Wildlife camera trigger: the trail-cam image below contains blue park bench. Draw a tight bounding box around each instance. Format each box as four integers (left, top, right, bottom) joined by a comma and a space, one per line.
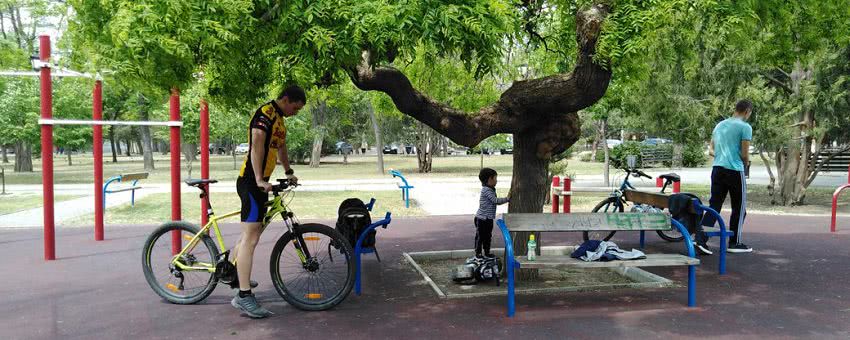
496, 212, 699, 317
102, 172, 149, 209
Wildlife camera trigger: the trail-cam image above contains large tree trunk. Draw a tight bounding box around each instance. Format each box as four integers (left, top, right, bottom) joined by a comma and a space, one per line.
14, 141, 33, 172
368, 102, 385, 174
348, 5, 610, 280
138, 95, 156, 171
776, 61, 815, 206
415, 122, 435, 173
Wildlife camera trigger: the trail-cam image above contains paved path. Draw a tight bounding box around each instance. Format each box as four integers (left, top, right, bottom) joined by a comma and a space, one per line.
1, 214, 849, 339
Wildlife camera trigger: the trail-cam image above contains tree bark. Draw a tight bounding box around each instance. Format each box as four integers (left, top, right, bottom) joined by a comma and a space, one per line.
415, 122, 435, 173
138, 95, 156, 171
14, 141, 33, 172
602, 118, 610, 186
367, 102, 385, 174
124, 138, 131, 157
109, 126, 118, 163
309, 100, 327, 168
2, 145, 7, 163
759, 149, 777, 204
67, 150, 72, 166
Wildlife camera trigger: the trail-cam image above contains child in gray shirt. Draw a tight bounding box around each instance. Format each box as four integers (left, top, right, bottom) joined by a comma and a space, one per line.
474, 168, 510, 259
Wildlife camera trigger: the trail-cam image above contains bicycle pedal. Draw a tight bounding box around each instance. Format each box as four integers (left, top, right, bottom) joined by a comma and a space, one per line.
165, 283, 181, 292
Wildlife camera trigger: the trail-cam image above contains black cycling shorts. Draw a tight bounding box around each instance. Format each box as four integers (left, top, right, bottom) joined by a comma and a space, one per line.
237, 178, 269, 223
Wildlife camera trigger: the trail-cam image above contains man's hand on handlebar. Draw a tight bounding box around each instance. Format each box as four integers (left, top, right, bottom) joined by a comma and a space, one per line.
256, 180, 273, 193
287, 174, 299, 185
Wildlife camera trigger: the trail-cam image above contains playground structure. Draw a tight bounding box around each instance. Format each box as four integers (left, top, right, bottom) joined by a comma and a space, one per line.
830, 162, 850, 232
27, 35, 210, 260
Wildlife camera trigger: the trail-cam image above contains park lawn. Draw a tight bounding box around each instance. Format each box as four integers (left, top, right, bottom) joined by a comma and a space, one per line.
3, 153, 604, 185
61, 189, 425, 227
0, 194, 82, 215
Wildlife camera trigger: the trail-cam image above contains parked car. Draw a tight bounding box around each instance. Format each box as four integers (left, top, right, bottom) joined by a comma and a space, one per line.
383, 144, 399, 154
642, 138, 672, 146
606, 139, 623, 149
335, 141, 353, 155
234, 143, 250, 154
500, 148, 513, 155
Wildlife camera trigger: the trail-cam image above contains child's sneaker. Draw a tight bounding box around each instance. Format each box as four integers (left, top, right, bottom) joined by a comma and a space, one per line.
484, 253, 497, 259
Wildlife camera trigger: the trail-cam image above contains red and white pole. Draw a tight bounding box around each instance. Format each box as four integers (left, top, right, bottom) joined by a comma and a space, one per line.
551, 176, 560, 213
93, 79, 104, 241
39, 35, 55, 261
562, 177, 571, 213
170, 88, 182, 255
200, 99, 210, 226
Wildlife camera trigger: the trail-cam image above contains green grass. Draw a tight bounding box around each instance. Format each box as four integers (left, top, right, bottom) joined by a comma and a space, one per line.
0, 194, 81, 215
3, 153, 604, 185
62, 189, 425, 226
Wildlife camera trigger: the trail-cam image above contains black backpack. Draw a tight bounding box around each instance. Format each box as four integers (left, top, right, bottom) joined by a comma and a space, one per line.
335, 198, 375, 248
668, 193, 703, 235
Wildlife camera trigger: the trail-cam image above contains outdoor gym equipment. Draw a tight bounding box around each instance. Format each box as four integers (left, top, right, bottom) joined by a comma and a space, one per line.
102, 172, 149, 208
830, 162, 850, 232
19, 36, 212, 260
389, 169, 413, 208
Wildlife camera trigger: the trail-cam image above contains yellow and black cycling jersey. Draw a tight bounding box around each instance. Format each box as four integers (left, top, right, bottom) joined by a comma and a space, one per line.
238, 101, 287, 181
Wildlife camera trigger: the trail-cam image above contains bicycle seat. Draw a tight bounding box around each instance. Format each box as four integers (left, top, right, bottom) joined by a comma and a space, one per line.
184, 179, 218, 188
659, 173, 680, 183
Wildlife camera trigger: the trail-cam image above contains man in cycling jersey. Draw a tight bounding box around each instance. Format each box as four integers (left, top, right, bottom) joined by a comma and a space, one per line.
232, 85, 306, 318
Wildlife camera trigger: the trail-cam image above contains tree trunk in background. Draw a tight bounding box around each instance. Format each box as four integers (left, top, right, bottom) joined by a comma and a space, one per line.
368, 102, 385, 174
67, 150, 72, 166
124, 139, 131, 157
760, 150, 777, 204
602, 118, 610, 187
183, 143, 197, 163
309, 100, 326, 168
160, 141, 168, 155
590, 121, 601, 160
14, 142, 32, 172
2, 145, 8, 163
109, 126, 118, 163
138, 95, 156, 171
415, 122, 435, 173
776, 61, 815, 206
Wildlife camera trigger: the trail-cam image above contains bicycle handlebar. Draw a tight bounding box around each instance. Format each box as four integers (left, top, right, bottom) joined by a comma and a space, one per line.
622, 168, 653, 180
271, 178, 299, 193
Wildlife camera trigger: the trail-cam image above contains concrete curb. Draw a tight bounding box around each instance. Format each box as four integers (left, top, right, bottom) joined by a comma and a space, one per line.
405, 246, 675, 299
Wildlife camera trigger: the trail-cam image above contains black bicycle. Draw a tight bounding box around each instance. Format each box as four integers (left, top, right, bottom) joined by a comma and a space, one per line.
582, 168, 684, 242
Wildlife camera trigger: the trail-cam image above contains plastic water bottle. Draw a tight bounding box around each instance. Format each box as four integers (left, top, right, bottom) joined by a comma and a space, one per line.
527, 234, 537, 261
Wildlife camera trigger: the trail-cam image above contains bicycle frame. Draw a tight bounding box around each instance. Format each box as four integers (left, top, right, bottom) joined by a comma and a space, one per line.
169, 189, 297, 273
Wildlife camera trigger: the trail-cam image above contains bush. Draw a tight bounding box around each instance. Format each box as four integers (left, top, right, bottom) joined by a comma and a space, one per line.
596, 141, 643, 168
682, 143, 707, 167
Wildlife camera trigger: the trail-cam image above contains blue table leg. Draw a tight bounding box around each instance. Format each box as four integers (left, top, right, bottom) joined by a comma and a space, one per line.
688, 265, 696, 307
639, 231, 646, 249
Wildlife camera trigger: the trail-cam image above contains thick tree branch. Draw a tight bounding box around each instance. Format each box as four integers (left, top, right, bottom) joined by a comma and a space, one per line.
763, 72, 793, 94
348, 4, 612, 153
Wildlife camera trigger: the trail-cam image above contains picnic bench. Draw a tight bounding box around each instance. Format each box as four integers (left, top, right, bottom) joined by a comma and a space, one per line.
102, 172, 149, 208
389, 169, 413, 208
496, 212, 698, 317
640, 147, 672, 168
623, 189, 733, 274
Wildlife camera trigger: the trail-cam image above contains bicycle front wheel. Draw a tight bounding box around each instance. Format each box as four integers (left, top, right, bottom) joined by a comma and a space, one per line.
142, 221, 219, 304
269, 223, 355, 311
582, 197, 624, 242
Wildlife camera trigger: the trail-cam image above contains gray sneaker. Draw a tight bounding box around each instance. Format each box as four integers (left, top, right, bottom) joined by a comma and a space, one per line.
231, 294, 274, 319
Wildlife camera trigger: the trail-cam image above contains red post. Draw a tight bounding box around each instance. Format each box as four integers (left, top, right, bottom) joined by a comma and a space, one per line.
93, 80, 104, 241
170, 88, 182, 254
563, 177, 571, 213
200, 100, 210, 226
39, 35, 55, 261
673, 181, 681, 193
551, 176, 560, 213
832, 185, 850, 232
656, 177, 663, 188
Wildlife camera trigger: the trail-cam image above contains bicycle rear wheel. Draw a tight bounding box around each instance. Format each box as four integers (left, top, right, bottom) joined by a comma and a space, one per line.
582, 197, 624, 241
142, 221, 219, 304
269, 223, 355, 311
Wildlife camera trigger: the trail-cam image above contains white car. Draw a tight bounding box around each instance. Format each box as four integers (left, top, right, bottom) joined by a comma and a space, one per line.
606, 139, 623, 149
234, 143, 249, 154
